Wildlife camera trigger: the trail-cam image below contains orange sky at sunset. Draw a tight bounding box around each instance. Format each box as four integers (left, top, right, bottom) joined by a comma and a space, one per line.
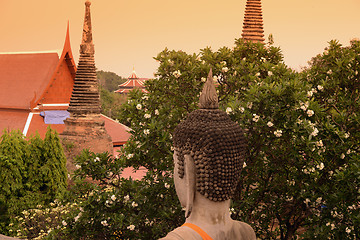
1, 0, 360, 78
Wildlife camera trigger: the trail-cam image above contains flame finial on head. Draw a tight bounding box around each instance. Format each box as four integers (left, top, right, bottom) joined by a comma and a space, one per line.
198, 69, 219, 109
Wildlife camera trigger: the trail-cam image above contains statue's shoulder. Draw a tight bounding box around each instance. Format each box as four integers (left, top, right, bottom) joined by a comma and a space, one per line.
231, 220, 257, 240
159, 226, 202, 240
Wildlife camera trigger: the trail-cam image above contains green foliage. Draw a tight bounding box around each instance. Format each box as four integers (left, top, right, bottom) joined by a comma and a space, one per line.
100, 87, 127, 119
97, 70, 128, 119
97, 70, 127, 92
0, 128, 67, 236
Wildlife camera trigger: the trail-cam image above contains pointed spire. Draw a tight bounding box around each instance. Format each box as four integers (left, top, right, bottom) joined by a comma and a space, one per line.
241, 0, 265, 43
198, 69, 219, 109
67, 0, 100, 115
80, 0, 94, 54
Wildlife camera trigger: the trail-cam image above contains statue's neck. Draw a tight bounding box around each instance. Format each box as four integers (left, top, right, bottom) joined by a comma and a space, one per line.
186, 192, 232, 225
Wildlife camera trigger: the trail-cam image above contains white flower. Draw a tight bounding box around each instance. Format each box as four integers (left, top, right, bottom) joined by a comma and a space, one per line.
268, 71, 273, 76
274, 130, 282, 137
239, 107, 245, 113
165, 183, 170, 189
267, 121, 274, 127
101, 220, 108, 226
160, 194, 164, 198
74, 213, 82, 222
136, 104, 142, 110
255, 72, 260, 77
307, 91, 313, 97
144, 129, 150, 135
316, 140, 323, 147
201, 77, 206, 82
154, 109, 159, 115
131, 202, 138, 207
222, 67, 229, 73
62, 220, 67, 226
144, 113, 151, 119
311, 128, 319, 137
127, 153, 134, 159
111, 195, 116, 201
213, 76, 218, 82
94, 157, 100, 162
252, 114, 260, 122
346, 227, 351, 234
75, 164, 81, 169
127, 225, 135, 231
221, 61, 227, 65
340, 153, 345, 159
142, 95, 149, 100
127, 100, 133, 104
307, 110, 314, 117
173, 70, 181, 78
317, 162, 324, 170
344, 132, 350, 139
226, 107, 232, 114
124, 195, 130, 202
317, 85, 324, 91
243, 162, 247, 168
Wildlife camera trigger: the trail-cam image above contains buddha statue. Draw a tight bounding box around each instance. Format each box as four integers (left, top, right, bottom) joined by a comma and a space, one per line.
160, 69, 256, 240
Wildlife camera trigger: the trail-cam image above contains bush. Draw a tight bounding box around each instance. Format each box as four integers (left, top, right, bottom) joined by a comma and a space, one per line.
1, 128, 67, 237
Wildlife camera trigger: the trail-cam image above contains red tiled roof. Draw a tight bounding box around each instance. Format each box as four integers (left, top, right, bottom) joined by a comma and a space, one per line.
26, 113, 65, 138
0, 109, 29, 136
0, 53, 59, 110
101, 114, 131, 146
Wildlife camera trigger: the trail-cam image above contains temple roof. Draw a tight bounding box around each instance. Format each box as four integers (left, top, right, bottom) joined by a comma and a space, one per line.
0, 52, 59, 110
0, 23, 76, 110
241, 0, 265, 43
114, 69, 149, 94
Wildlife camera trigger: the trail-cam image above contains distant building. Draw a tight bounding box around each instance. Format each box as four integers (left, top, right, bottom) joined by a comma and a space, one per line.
0, 24, 130, 152
114, 69, 149, 94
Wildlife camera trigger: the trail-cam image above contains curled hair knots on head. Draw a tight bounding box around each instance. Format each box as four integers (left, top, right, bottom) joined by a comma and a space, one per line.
173, 109, 247, 202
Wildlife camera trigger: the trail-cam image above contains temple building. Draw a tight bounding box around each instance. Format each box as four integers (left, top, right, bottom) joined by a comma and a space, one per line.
0, 23, 130, 154
114, 68, 149, 94
241, 0, 265, 43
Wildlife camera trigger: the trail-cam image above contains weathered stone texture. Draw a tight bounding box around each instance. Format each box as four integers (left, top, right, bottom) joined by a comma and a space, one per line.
242, 0, 265, 43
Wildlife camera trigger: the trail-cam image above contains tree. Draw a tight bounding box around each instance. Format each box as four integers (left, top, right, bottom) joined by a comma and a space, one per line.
0, 128, 67, 237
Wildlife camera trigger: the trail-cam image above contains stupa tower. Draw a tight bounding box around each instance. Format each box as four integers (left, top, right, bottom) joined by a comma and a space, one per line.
61, 0, 113, 157
241, 0, 265, 43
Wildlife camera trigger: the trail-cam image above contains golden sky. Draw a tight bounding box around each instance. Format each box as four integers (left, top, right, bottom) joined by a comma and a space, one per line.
1, 0, 360, 78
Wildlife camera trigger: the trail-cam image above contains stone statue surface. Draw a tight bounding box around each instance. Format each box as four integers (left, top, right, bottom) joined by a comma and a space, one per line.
160, 70, 256, 240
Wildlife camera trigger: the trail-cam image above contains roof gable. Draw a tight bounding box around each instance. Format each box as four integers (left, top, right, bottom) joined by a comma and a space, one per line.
0, 52, 59, 110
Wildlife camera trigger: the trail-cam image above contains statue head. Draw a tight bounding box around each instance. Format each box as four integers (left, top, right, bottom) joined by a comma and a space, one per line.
173, 69, 247, 215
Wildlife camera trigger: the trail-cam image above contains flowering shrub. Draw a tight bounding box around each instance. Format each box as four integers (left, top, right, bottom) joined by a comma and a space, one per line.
0, 128, 67, 236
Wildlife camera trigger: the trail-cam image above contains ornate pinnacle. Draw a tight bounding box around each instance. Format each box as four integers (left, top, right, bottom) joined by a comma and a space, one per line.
198, 69, 219, 109
80, 0, 94, 54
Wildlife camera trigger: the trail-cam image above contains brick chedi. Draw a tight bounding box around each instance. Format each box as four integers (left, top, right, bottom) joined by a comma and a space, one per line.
241, 0, 265, 43
61, 0, 113, 157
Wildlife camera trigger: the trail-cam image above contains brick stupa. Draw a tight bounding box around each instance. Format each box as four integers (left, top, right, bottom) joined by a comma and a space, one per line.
61, 0, 113, 157
241, 0, 265, 43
